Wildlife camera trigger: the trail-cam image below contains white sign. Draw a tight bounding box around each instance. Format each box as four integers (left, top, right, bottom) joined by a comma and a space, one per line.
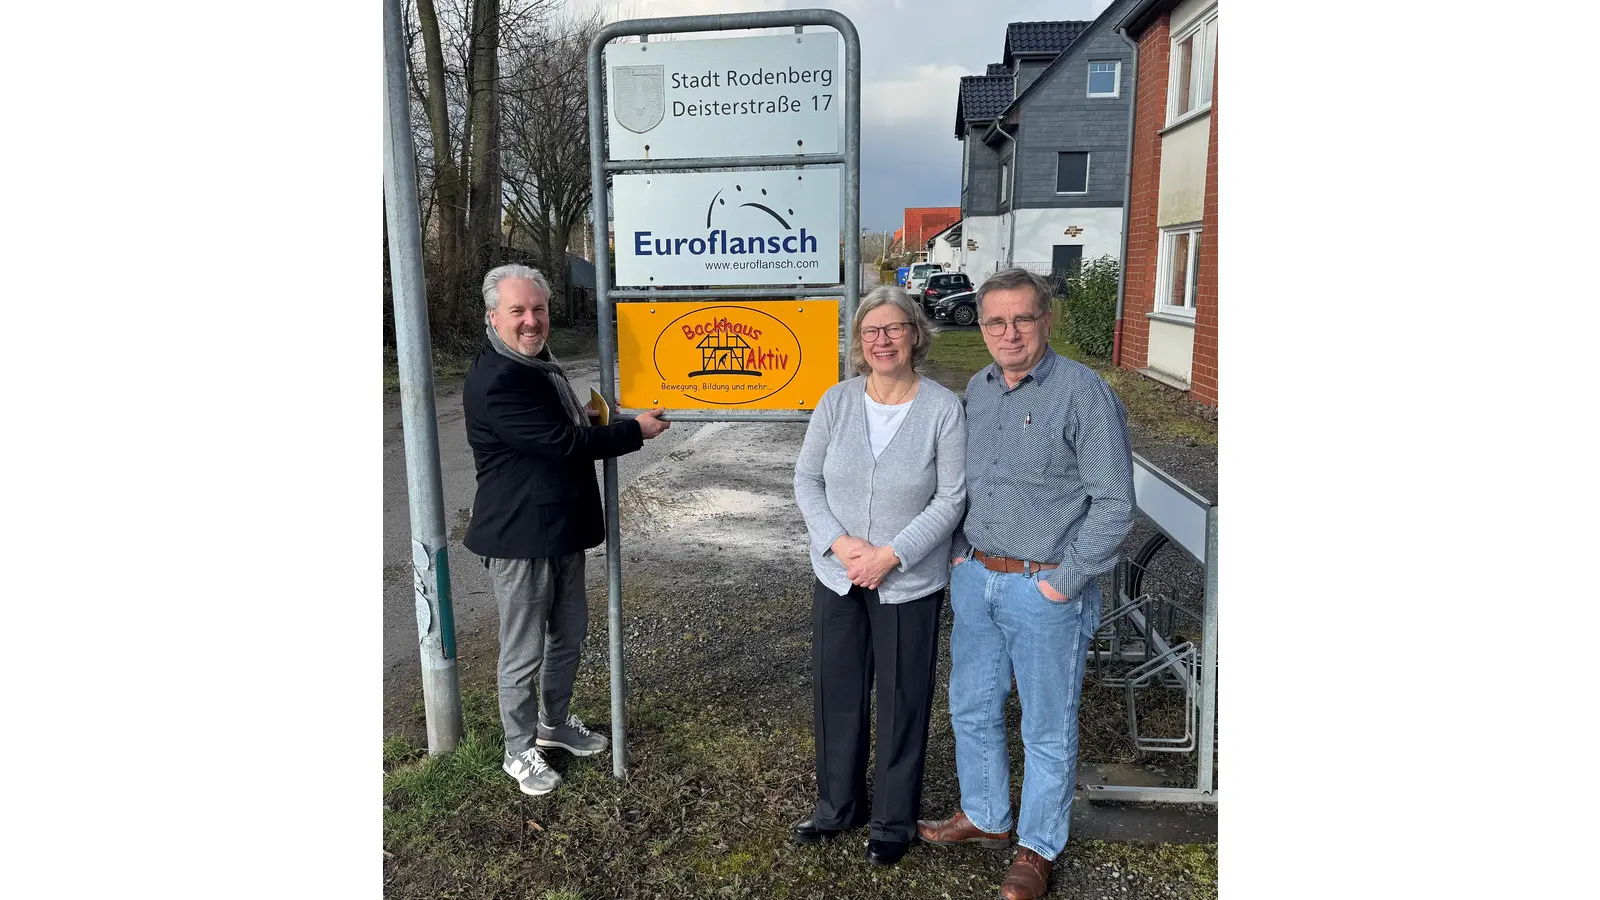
604, 33, 841, 160
1131, 458, 1211, 562
613, 169, 841, 287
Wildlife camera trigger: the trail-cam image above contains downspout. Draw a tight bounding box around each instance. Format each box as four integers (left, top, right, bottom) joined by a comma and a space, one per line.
1113, 26, 1139, 366
996, 123, 1018, 270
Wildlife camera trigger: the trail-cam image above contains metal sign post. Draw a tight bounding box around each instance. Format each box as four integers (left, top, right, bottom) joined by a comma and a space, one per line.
587, 9, 861, 776
382, 0, 463, 755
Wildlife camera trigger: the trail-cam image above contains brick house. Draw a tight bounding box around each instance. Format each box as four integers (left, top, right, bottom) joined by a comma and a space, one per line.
902, 206, 960, 261
1114, 0, 1218, 405
950, 4, 1141, 285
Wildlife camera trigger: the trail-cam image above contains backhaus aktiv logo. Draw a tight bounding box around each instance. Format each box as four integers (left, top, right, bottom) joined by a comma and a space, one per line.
655, 305, 801, 404
617, 300, 838, 410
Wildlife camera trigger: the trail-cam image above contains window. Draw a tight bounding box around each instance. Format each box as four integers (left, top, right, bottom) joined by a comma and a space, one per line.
962, 144, 970, 192
999, 161, 1010, 203
1088, 60, 1121, 97
1168, 10, 1218, 123
1156, 225, 1202, 315
1056, 152, 1089, 193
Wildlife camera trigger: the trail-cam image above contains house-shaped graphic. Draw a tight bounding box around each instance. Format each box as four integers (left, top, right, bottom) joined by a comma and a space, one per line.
692, 330, 760, 377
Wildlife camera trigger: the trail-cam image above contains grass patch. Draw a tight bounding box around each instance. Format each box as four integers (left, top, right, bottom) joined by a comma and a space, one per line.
1074, 840, 1218, 900
382, 345, 475, 394
384, 684, 1217, 900
383, 729, 508, 853
923, 331, 1216, 446
383, 734, 425, 770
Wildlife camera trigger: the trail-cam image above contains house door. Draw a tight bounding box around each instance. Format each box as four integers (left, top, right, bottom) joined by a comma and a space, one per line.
1051, 244, 1083, 295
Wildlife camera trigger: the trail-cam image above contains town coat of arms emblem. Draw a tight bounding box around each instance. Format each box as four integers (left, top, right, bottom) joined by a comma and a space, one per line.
612, 65, 665, 133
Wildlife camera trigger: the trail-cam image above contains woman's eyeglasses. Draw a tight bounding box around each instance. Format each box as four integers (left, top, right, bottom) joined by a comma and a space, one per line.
860, 322, 911, 342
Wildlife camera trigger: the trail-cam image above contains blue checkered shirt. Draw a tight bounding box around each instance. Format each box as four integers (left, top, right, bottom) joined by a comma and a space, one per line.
951, 347, 1136, 599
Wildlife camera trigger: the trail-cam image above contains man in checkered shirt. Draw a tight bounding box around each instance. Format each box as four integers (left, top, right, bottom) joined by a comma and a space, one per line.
918, 268, 1135, 900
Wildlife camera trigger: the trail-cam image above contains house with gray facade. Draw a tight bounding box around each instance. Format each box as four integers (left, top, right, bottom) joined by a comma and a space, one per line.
945, 2, 1139, 285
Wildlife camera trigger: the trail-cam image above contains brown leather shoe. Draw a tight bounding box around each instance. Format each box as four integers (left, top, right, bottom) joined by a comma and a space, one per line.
999, 847, 1053, 900
916, 810, 1011, 849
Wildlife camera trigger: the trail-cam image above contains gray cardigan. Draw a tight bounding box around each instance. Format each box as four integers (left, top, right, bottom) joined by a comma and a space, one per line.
793, 375, 967, 603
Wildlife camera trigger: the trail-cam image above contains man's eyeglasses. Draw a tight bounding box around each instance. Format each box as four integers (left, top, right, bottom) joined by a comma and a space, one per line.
860, 322, 912, 342
980, 314, 1045, 337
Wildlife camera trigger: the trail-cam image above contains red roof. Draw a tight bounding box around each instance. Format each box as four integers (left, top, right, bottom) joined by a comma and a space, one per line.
902, 207, 961, 248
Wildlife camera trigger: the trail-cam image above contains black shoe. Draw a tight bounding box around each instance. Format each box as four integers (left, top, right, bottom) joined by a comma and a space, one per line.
791, 816, 860, 845
866, 838, 911, 866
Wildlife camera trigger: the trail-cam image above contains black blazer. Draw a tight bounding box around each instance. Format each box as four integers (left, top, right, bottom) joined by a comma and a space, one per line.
462, 343, 643, 559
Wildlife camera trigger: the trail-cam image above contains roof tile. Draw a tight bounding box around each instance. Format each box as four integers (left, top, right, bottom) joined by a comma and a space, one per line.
1005, 20, 1091, 58
954, 74, 1013, 136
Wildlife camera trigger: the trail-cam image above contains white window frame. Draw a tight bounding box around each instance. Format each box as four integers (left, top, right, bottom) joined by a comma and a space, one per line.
1154, 224, 1202, 317
999, 160, 1010, 204
1087, 60, 1121, 98
1166, 9, 1218, 127
962, 142, 970, 193
1055, 151, 1090, 195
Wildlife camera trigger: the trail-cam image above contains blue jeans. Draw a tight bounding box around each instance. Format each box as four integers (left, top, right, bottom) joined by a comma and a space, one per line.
947, 558, 1101, 861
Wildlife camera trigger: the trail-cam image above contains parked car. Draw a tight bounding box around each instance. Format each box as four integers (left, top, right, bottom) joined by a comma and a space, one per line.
918, 272, 974, 316
903, 262, 942, 297
929, 289, 978, 326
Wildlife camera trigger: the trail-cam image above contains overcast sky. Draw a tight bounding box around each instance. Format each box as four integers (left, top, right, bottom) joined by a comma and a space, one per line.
573, 0, 1116, 232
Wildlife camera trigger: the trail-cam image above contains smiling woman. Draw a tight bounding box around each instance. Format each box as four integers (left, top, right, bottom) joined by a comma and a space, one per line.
847, 286, 937, 377
791, 283, 967, 866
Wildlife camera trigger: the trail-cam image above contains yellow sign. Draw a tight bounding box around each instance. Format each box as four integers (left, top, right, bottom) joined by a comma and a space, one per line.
618, 301, 840, 410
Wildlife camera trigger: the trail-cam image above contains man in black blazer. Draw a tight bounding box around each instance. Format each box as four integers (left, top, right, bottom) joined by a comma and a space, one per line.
463, 264, 669, 796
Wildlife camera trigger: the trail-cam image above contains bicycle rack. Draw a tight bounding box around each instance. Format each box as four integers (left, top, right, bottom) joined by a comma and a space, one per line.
1078, 453, 1218, 806
1125, 640, 1198, 753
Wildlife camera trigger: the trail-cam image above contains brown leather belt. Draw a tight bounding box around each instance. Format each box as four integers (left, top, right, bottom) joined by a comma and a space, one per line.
973, 550, 1059, 574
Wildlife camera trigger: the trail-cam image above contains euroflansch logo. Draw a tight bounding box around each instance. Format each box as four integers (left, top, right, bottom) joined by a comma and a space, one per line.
633, 180, 820, 273
613, 169, 840, 287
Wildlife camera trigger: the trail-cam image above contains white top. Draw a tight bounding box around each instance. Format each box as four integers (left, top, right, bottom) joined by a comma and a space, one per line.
864, 394, 913, 458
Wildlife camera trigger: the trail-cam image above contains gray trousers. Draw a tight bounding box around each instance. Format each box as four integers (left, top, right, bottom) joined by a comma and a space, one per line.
484, 553, 588, 754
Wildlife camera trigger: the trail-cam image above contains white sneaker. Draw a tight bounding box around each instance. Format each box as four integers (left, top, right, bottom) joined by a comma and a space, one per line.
536, 713, 610, 757
502, 747, 561, 796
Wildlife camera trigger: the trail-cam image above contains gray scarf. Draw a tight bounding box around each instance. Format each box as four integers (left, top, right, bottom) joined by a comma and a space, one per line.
486, 324, 587, 427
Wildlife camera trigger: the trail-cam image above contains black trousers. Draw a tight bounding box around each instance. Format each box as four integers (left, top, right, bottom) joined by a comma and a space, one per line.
810, 578, 944, 843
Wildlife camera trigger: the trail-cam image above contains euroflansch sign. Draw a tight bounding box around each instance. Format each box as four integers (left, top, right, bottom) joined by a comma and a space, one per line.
605, 32, 841, 160
617, 301, 839, 410
612, 168, 841, 288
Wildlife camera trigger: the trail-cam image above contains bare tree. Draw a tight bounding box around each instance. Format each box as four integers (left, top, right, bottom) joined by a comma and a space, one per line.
500, 12, 602, 321
402, 0, 559, 344
463, 0, 503, 283
415, 0, 463, 295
